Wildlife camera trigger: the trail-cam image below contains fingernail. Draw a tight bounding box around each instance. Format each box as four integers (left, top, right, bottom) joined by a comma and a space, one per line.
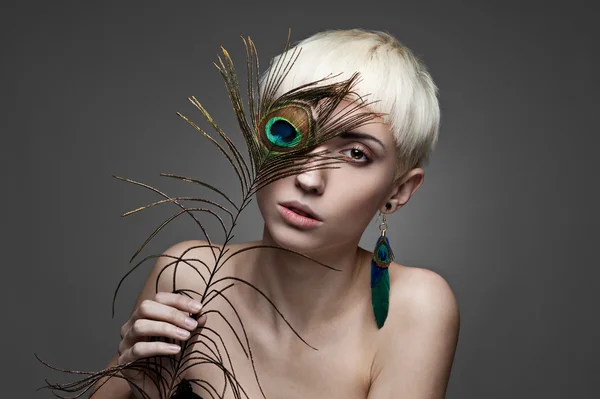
176, 328, 191, 339
185, 317, 198, 329
168, 344, 181, 353
189, 301, 202, 312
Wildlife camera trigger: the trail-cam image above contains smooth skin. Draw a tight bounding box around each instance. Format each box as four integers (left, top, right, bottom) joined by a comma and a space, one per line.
93, 106, 459, 398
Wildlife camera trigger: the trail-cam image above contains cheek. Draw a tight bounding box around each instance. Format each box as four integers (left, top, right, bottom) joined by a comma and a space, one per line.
255, 187, 271, 219
330, 178, 388, 227
337, 167, 390, 203
256, 179, 285, 219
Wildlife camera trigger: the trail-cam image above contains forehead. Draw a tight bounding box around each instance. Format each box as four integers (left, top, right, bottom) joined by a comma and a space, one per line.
324, 99, 393, 143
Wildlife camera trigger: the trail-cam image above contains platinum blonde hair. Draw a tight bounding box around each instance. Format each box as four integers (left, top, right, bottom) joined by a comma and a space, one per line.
262, 29, 440, 176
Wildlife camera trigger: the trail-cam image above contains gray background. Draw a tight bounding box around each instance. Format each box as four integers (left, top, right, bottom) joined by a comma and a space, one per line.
3, 0, 598, 397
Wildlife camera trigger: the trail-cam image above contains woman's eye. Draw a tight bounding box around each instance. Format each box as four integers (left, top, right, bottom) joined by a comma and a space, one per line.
341, 147, 371, 163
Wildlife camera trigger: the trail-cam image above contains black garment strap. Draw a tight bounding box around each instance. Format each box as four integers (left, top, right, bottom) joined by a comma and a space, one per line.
171, 379, 203, 399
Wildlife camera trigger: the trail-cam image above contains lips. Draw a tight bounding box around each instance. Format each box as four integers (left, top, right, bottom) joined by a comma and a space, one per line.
279, 201, 322, 221
291, 208, 312, 218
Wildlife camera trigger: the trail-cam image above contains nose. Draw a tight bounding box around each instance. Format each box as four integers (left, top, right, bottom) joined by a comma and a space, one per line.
295, 165, 326, 195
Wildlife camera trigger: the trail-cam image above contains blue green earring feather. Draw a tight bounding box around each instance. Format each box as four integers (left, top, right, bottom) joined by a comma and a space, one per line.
371, 211, 393, 328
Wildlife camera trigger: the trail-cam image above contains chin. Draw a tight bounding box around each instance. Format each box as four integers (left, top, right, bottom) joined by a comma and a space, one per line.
263, 221, 325, 254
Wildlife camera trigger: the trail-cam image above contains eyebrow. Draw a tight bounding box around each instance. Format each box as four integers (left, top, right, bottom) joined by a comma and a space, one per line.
340, 131, 386, 152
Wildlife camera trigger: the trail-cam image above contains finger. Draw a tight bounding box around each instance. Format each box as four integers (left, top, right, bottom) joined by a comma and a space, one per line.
121, 319, 192, 349
196, 313, 208, 327
187, 314, 208, 342
153, 292, 203, 314
120, 321, 131, 339
134, 300, 199, 331
119, 341, 181, 364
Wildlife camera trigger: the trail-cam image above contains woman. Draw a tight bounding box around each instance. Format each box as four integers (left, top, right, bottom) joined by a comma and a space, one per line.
94, 29, 459, 399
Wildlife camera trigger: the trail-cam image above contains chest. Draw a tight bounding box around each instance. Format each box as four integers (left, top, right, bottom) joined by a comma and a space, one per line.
183, 343, 372, 399
182, 305, 375, 399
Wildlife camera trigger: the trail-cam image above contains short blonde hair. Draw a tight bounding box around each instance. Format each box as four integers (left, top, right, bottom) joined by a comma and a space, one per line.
263, 29, 440, 176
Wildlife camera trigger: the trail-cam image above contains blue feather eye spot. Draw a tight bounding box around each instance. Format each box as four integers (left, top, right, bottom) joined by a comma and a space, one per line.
258, 103, 313, 153
373, 236, 393, 268
377, 246, 389, 262
265, 117, 302, 148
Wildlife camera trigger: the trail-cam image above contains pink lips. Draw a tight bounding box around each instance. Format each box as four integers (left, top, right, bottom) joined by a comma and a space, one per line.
277, 202, 323, 229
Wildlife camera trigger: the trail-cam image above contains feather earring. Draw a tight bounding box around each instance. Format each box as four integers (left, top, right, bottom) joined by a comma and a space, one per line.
371, 203, 393, 329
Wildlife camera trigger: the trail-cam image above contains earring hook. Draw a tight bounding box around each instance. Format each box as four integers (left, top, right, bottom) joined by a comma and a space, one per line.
378, 212, 387, 236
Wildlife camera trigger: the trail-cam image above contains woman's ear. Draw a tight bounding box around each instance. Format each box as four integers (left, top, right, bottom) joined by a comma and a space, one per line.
381, 168, 425, 213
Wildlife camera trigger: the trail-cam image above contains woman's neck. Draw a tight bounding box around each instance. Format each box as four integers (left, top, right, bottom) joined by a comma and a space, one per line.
237, 227, 368, 336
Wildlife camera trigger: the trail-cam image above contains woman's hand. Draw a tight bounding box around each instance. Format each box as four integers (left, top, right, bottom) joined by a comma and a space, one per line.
117, 292, 206, 398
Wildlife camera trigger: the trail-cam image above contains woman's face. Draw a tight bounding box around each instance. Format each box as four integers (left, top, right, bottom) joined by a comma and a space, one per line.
256, 102, 401, 253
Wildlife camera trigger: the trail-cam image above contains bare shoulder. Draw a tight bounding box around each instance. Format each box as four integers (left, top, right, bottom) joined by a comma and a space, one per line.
366, 263, 460, 397
149, 239, 222, 293
160, 239, 221, 261
388, 263, 460, 331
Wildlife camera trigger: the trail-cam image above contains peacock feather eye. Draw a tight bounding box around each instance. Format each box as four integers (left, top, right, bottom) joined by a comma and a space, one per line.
258, 103, 314, 153
265, 117, 302, 147
373, 236, 394, 269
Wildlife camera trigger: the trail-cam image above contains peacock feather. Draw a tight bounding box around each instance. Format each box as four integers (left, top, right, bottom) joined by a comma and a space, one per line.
37, 31, 378, 399
371, 235, 394, 328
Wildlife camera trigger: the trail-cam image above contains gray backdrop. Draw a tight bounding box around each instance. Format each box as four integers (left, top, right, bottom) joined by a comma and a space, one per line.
4, 1, 598, 398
